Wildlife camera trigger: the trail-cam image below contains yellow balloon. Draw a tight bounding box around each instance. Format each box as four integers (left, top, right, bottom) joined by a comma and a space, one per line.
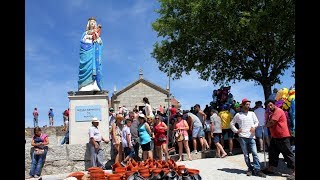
288, 94, 295, 101
282, 88, 289, 98
282, 94, 287, 100
283, 99, 291, 110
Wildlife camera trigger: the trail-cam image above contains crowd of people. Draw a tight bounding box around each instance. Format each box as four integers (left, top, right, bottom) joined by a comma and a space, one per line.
104, 96, 295, 178
27, 95, 295, 179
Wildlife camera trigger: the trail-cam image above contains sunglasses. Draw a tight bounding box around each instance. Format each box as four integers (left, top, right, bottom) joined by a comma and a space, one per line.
155, 118, 159, 119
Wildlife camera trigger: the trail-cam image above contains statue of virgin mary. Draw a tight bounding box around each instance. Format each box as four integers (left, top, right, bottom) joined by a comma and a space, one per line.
78, 17, 103, 91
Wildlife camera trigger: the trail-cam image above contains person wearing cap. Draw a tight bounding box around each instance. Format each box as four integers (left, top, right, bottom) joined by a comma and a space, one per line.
262, 99, 295, 179
173, 112, 192, 161
111, 114, 124, 163
230, 98, 266, 177
218, 103, 234, 156
88, 117, 109, 169
138, 113, 153, 160
254, 101, 270, 152
48, 107, 54, 127
108, 108, 116, 127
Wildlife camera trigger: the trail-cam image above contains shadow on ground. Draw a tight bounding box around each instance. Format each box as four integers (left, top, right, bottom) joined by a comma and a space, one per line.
260, 158, 293, 176
217, 168, 246, 175
218, 157, 292, 177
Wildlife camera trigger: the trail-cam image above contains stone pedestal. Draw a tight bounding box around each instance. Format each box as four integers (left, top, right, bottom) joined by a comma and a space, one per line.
68, 91, 109, 144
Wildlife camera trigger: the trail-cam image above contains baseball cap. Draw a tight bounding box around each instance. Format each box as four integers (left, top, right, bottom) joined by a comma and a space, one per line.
222, 104, 229, 110
109, 107, 114, 111
234, 102, 240, 108
91, 117, 99, 123
138, 114, 145, 119
241, 98, 251, 105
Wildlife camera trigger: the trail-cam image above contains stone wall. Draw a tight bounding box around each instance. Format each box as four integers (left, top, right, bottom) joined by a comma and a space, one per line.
113, 82, 168, 110
25, 142, 112, 176
25, 126, 112, 176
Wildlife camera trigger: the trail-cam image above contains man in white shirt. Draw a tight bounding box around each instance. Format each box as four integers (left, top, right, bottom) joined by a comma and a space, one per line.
230, 98, 266, 178
254, 101, 270, 152
89, 117, 109, 169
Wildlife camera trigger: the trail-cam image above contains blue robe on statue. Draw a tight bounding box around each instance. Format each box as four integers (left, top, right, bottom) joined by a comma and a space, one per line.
78, 32, 103, 91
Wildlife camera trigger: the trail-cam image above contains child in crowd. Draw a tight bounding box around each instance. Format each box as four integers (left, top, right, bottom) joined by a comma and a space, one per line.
121, 119, 135, 166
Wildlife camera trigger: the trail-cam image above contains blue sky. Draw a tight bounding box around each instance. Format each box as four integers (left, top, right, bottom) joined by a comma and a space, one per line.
25, 0, 295, 128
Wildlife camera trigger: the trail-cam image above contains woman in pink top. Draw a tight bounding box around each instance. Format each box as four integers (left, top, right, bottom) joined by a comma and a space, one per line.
28, 127, 49, 178
173, 112, 192, 161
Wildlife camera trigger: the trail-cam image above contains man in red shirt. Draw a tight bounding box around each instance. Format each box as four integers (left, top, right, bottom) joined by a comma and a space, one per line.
170, 105, 177, 120
263, 99, 295, 179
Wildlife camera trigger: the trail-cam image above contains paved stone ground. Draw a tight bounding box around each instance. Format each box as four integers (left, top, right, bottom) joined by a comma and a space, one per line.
25, 152, 291, 180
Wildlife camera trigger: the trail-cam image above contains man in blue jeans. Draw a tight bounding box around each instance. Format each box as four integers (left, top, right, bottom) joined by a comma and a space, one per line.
230, 98, 266, 178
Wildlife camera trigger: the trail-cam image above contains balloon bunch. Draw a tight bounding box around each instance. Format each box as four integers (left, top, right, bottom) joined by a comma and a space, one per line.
275, 87, 295, 111
210, 86, 234, 111
274, 85, 295, 136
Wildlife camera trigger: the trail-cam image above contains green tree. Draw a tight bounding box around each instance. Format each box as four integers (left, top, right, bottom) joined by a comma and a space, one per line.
151, 0, 295, 100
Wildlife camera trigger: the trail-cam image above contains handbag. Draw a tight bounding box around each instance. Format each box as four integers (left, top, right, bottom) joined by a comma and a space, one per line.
34, 148, 45, 155
158, 136, 167, 142
204, 121, 211, 132
175, 131, 184, 142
